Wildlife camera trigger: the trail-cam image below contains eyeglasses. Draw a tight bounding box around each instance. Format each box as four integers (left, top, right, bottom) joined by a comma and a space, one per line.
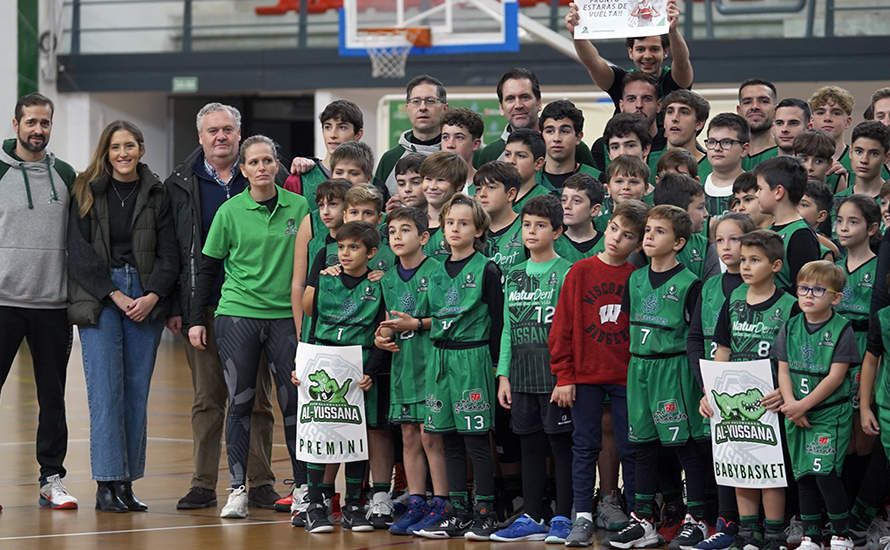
796, 285, 837, 297
407, 97, 444, 107
705, 138, 746, 150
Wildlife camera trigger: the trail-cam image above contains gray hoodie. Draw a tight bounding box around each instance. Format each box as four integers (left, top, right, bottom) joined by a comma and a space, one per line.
0, 138, 76, 308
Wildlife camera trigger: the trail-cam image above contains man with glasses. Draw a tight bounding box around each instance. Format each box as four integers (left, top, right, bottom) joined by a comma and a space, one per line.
476, 68, 595, 168
373, 75, 448, 201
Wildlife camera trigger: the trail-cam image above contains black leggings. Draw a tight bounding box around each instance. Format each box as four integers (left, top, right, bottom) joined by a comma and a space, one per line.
799, 472, 849, 539
215, 315, 304, 487
520, 430, 573, 520
444, 433, 495, 503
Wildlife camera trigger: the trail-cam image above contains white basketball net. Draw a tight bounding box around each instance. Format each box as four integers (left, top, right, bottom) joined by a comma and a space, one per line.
365, 32, 413, 79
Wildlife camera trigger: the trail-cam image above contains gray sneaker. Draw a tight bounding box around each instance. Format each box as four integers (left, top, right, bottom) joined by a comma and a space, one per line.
596, 492, 630, 531
566, 516, 596, 547
786, 517, 805, 548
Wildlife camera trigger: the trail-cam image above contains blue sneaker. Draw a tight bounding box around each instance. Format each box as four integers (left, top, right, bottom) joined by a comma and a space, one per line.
694, 517, 738, 550
545, 515, 573, 544
491, 514, 548, 542
390, 495, 428, 535
408, 496, 447, 535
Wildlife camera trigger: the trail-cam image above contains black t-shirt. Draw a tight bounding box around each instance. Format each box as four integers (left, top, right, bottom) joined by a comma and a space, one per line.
108, 178, 139, 268
606, 65, 685, 114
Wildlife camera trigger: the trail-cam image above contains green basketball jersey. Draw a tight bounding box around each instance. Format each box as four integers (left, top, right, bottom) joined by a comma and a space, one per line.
301, 232, 338, 341
784, 312, 851, 407
486, 216, 526, 274
429, 252, 494, 344
369, 241, 396, 273
697, 157, 713, 182
422, 227, 450, 262
313, 273, 382, 351
742, 146, 779, 172
837, 256, 877, 354
381, 258, 439, 404
628, 267, 698, 356
876, 307, 890, 409
539, 163, 602, 190
677, 232, 709, 280
771, 218, 814, 290
699, 273, 738, 359
501, 257, 572, 393
513, 183, 555, 214
725, 285, 797, 362
300, 163, 329, 211
554, 232, 603, 263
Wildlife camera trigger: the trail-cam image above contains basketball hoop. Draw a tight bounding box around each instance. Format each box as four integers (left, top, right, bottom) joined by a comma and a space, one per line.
360, 27, 431, 79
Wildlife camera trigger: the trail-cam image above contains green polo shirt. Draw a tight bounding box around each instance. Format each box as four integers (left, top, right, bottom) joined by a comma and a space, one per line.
203, 186, 310, 319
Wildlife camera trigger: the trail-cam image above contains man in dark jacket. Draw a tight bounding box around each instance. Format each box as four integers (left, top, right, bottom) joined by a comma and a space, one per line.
0, 93, 79, 509
166, 102, 282, 510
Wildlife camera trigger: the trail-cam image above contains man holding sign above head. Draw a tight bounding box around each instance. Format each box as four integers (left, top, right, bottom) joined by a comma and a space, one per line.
565, 0, 693, 114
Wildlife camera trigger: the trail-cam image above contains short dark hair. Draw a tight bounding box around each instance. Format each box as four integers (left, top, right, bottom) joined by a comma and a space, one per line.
708, 112, 750, 143
506, 128, 546, 160
336, 221, 381, 250
496, 68, 541, 102
473, 160, 521, 195
387, 206, 429, 235
625, 35, 669, 49
330, 141, 374, 179
442, 108, 484, 139
738, 78, 778, 102
315, 178, 352, 205
656, 149, 699, 178
622, 72, 659, 96
852, 120, 890, 153
660, 89, 710, 123
648, 204, 692, 243
803, 180, 833, 214
612, 200, 650, 242
319, 99, 363, 132
395, 152, 424, 176
792, 129, 835, 159
522, 194, 563, 231
15, 92, 54, 122
654, 173, 704, 210
865, 87, 890, 120
604, 113, 652, 150
732, 172, 758, 194
740, 229, 784, 263
753, 156, 808, 206
540, 99, 584, 134
776, 98, 811, 124
607, 154, 650, 182
563, 173, 605, 206
406, 74, 447, 103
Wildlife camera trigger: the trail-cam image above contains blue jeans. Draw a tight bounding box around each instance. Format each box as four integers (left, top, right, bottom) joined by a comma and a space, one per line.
571, 384, 635, 513
80, 265, 163, 481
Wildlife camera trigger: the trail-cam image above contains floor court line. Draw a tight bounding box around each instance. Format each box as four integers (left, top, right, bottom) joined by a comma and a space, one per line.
0, 519, 293, 541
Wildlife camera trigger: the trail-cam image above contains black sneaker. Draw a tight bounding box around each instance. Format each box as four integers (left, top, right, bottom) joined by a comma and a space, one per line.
342, 503, 373, 532
417, 510, 474, 539
669, 514, 708, 550
465, 502, 499, 541
610, 513, 660, 549
176, 487, 217, 510
247, 484, 281, 509
304, 502, 334, 533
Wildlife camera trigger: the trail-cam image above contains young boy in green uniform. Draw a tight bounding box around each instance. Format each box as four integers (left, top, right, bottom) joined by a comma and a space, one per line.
653, 173, 716, 280
797, 181, 838, 260
733, 172, 773, 229
777, 261, 860, 550
538, 100, 601, 191
792, 129, 842, 193
504, 128, 550, 213
416, 194, 504, 541
393, 153, 426, 211
609, 204, 711, 550
441, 108, 483, 191
298, 221, 386, 534
420, 151, 466, 262
475, 161, 526, 273
704, 230, 799, 550
597, 155, 652, 232
374, 207, 449, 536
555, 173, 605, 263
286, 99, 364, 206
703, 113, 749, 219
833, 122, 890, 205
755, 156, 821, 293
330, 141, 374, 185
343, 184, 395, 273
603, 113, 655, 181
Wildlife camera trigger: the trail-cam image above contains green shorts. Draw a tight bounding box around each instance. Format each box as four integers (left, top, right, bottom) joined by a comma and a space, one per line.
424, 345, 495, 434
627, 354, 707, 445
389, 400, 425, 424
785, 403, 852, 480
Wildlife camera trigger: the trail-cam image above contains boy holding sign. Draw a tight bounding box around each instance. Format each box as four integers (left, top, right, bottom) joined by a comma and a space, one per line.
776, 261, 859, 550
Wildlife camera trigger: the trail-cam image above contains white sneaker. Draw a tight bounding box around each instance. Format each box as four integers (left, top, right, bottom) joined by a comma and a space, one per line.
868, 520, 890, 550
39, 474, 78, 510
831, 536, 855, 550
799, 536, 823, 550
290, 484, 309, 514
878, 535, 890, 550
220, 486, 248, 519
366, 491, 395, 528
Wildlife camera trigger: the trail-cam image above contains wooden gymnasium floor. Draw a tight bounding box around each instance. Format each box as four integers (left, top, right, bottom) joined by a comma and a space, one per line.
0, 331, 618, 549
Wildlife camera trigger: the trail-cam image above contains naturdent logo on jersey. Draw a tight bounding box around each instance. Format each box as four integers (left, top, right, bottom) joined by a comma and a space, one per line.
300, 369, 362, 424
711, 389, 777, 446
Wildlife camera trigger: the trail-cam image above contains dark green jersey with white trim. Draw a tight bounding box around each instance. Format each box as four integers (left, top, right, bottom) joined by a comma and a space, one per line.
785, 312, 851, 407
628, 266, 698, 356
429, 252, 493, 343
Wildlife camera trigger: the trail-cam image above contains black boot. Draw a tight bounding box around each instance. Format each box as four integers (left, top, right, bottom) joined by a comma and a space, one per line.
116, 481, 148, 512
96, 481, 128, 513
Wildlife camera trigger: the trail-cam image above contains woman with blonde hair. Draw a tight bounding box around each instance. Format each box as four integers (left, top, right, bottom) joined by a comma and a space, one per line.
67, 120, 178, 512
